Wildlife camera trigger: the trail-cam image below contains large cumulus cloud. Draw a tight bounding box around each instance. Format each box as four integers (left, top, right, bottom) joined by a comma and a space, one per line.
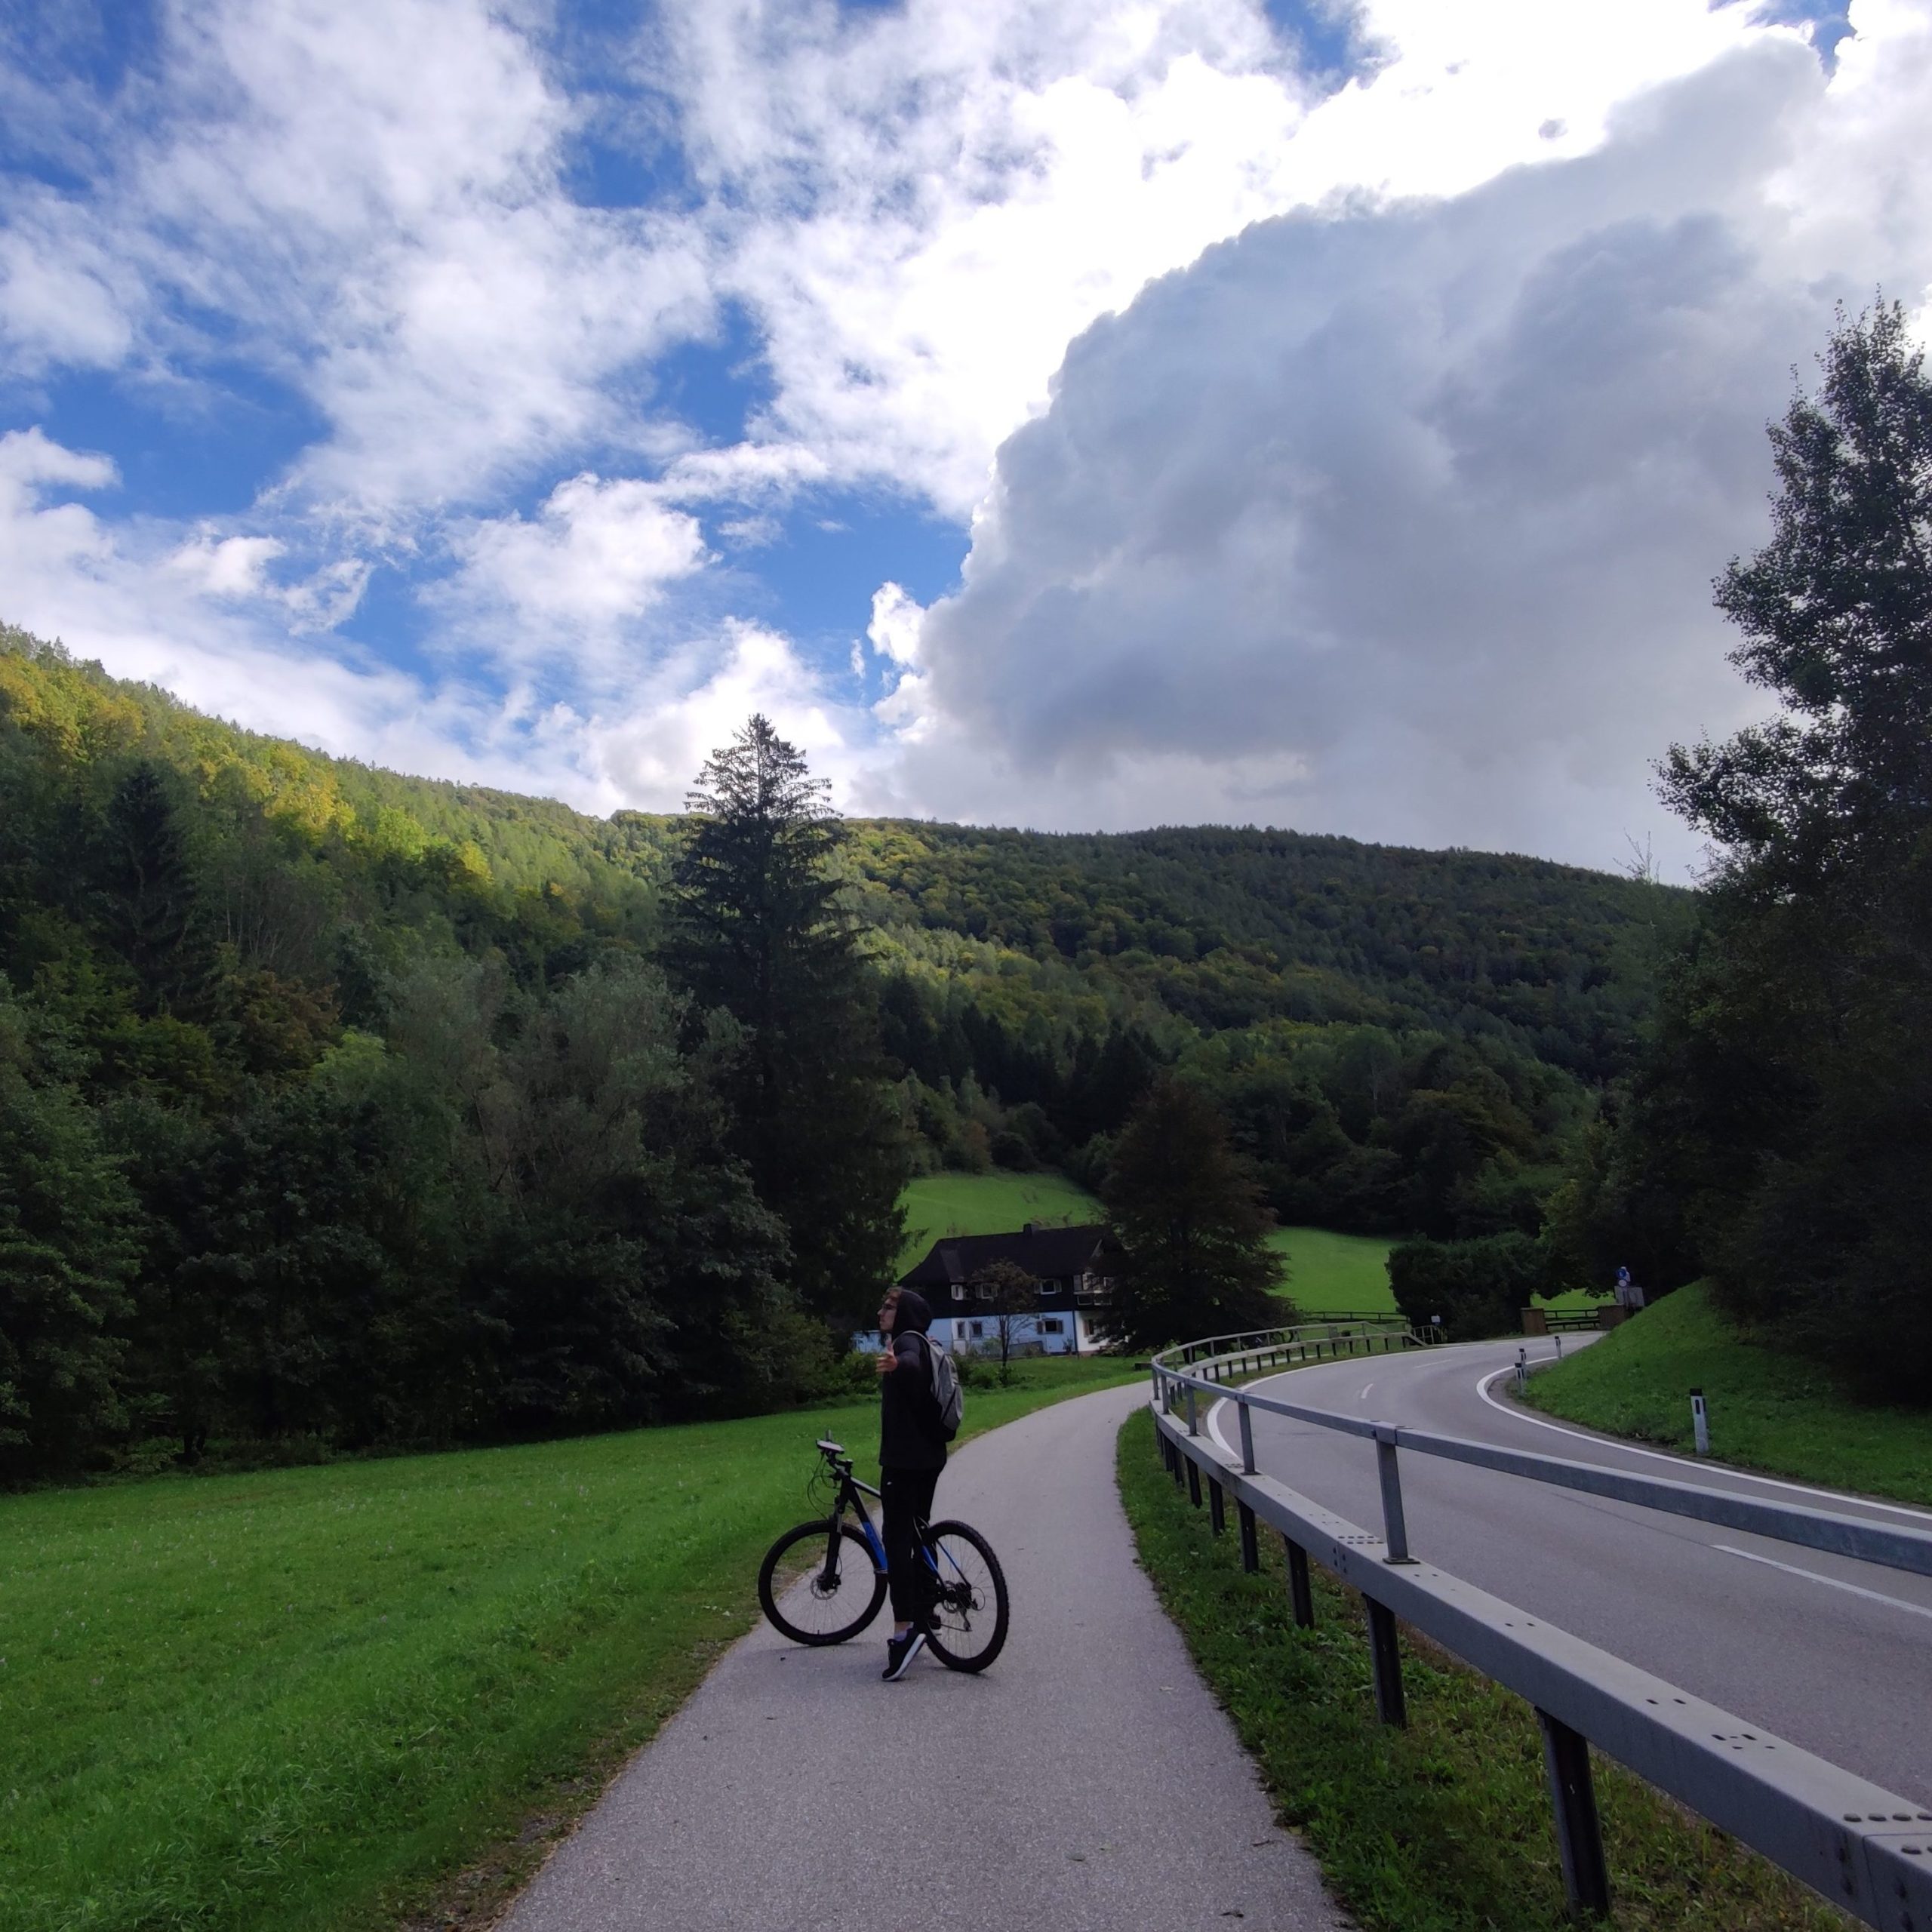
872, 18, 1932, 872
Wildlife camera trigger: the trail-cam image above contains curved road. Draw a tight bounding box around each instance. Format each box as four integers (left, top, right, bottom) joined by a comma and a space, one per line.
1211, 1337, 1932, 1804
502, 1382, 1344, 1932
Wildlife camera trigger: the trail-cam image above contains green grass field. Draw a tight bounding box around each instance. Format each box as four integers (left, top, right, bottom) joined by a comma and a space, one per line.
897, 1170, 1104, 1269
1267, 1226, 1394, 1312
1116, 1409, 1841, 1932
900, 1173, 1403, 1315
0, 1358, 1137, 1932
1525, 1283, 1932, 1506
897, 1171, 1601, 1331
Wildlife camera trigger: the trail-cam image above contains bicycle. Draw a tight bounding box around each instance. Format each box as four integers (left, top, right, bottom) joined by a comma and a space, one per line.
757, 1438, 1009, 1672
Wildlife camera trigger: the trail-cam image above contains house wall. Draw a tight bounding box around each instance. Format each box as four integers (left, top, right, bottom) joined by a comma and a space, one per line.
850, 1313, 1084, 1356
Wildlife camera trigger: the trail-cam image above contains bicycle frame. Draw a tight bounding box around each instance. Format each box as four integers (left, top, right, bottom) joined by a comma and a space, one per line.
830, 1468, 888, 1571
813, 1444, 953, 1595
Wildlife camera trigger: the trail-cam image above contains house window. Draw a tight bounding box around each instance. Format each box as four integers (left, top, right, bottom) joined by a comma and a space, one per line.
951, 1284, 966, 1301
1039, 1318, 1063, 1335
967, 1321, 983, 1338
976, 1282, 993, 1300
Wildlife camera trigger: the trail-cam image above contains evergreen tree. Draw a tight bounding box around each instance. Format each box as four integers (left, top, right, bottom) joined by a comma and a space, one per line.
670, 718, 907, 1337
96, 763, 213, 1017
1101, 1076, 1284, 1349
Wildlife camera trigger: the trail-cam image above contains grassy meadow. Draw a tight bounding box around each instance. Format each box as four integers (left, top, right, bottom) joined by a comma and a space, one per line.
900, 1171, 1404, 1315
1524, 1283, 1932, 1507
0, 1358, 1137, 1932
1266, 1225, 1394, 1312
897, 1169, 1104, 1269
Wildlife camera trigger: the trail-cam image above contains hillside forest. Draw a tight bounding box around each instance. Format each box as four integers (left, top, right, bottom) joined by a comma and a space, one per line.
0, 614, 1700, 1479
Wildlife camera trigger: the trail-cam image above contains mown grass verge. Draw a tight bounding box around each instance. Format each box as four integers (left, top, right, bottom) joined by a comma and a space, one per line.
1524, 1284, 1932, 1508
1115, 1408, 1848, 1932
2, 1356, 1139, 1932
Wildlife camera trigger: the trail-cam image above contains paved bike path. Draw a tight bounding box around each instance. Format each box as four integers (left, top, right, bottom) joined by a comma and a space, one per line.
498, 1382, 1344, 1932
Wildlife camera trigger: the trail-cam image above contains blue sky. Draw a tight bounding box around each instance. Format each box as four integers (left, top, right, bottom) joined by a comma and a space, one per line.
0, 0, 1920, 871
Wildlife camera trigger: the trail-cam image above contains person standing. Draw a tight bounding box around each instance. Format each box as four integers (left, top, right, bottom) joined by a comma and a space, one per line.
875, 1286, 947, 1682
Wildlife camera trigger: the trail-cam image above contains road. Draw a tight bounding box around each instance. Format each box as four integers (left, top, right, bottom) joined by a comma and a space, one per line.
1209, 1337, 1932, 1804
500, 1382, 1345, 1932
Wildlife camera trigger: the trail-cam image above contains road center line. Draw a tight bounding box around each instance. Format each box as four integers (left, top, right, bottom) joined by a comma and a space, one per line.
1360, 1382, 1374, 1398
1474, 1368, 1932, 1527
1712, 1544, 1932, 1620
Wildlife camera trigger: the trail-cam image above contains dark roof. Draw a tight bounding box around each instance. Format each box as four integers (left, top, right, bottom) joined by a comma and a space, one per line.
899, 1223, 1110, 1290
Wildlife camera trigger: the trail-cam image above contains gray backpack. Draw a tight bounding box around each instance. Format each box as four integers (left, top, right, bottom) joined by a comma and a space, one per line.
917, 1332, 964, 1442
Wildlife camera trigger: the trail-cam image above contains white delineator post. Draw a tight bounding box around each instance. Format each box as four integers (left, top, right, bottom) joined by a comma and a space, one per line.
1691, 1387, 1710, 1457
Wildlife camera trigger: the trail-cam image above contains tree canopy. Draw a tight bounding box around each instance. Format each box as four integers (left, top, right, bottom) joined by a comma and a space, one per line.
1102, 1078, 1285, 1349
1580, 303, 1932, 1397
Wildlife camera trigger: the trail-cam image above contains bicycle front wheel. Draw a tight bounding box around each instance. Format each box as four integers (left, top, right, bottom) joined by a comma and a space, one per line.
758, 1520, 888, 1646
923, 1519, 1009, 1672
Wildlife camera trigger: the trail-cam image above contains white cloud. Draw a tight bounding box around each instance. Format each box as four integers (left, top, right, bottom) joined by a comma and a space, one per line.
5, 0, 1924, 875
582, 619, 866, 811
0, 194, 137, 372
864, 12, 1932, 872
866, 582, 926, 668
665, 0, 1791, 516
454, 473, 710, 635
167, 533, 285, 598
6, 0, 715, 518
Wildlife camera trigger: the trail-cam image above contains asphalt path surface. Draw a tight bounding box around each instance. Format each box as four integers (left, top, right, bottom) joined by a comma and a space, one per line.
1208, 1337, 1932, 1804
500, 1382, 1345, 1932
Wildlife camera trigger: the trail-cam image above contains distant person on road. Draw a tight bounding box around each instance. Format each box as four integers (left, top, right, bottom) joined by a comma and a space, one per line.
1614, 1265, 1645, 1312
875, 1286, 948, 1682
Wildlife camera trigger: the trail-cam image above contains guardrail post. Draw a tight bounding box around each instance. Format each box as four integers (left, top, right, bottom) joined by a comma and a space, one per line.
1208, 1478, 1226, 1535
1238, 1501, 1258, 1572
1238, 1400, 1256, 1475
1186, 1385, 1199, 1438
1283, 1537, 1315, 1627
1169, 1432, 1184, 1489
1367, 1598, 1407, 1726
1186, 1457, 1201, 1507
1374, 1427, 1415, 1564
1537, 1709, 1611, 1918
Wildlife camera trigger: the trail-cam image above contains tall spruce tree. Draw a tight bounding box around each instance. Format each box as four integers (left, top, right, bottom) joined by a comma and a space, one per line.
670, 716, 907, 1337
1102, 1076, 1284, 1349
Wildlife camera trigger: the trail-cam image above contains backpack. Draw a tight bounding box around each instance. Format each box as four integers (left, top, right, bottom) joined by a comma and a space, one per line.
915, 1331, 964, 1443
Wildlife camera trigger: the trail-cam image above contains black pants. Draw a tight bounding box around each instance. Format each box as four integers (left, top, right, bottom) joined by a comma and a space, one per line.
881, 1463, 943, 1623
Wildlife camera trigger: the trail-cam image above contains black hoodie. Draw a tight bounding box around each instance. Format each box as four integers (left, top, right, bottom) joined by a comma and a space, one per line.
879, 1288, 948, 1472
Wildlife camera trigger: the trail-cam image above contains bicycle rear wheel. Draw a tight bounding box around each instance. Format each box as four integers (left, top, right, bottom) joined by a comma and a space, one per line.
759, 1520, 888, 1645
922, 1519, 1009, 1672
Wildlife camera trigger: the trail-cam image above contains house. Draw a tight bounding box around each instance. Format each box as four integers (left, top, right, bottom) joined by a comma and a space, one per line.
881, 1222, 1116, 1356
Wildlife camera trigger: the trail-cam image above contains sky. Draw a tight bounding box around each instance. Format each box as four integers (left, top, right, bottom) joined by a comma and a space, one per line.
2, 0, 1925, 878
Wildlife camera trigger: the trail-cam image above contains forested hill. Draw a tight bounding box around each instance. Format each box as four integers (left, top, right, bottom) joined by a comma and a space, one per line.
1, 626, 1691, 1079
846, 823, 1690, 1082
1, 624, 1693, 1475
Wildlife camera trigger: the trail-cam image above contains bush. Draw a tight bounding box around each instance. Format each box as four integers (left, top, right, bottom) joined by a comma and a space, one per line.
1388, 1232, 1551, 1340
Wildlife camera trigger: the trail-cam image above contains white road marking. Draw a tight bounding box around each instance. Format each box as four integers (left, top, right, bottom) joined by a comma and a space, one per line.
1713, 1545, 1932, 1620
1474, 1368, 1932, 1527
1360, 1383, 1374, 1399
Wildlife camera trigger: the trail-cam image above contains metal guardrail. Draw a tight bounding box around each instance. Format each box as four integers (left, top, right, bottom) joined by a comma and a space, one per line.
1150, 1334, 1932, 1927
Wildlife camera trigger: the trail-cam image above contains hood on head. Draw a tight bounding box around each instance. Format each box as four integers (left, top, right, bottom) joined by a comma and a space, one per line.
892, 1287, 934, 1335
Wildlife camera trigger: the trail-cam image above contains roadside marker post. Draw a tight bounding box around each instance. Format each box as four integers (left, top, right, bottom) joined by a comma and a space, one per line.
1691, 1388, 1710, 1457
1516, 1346, 1528, 1390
